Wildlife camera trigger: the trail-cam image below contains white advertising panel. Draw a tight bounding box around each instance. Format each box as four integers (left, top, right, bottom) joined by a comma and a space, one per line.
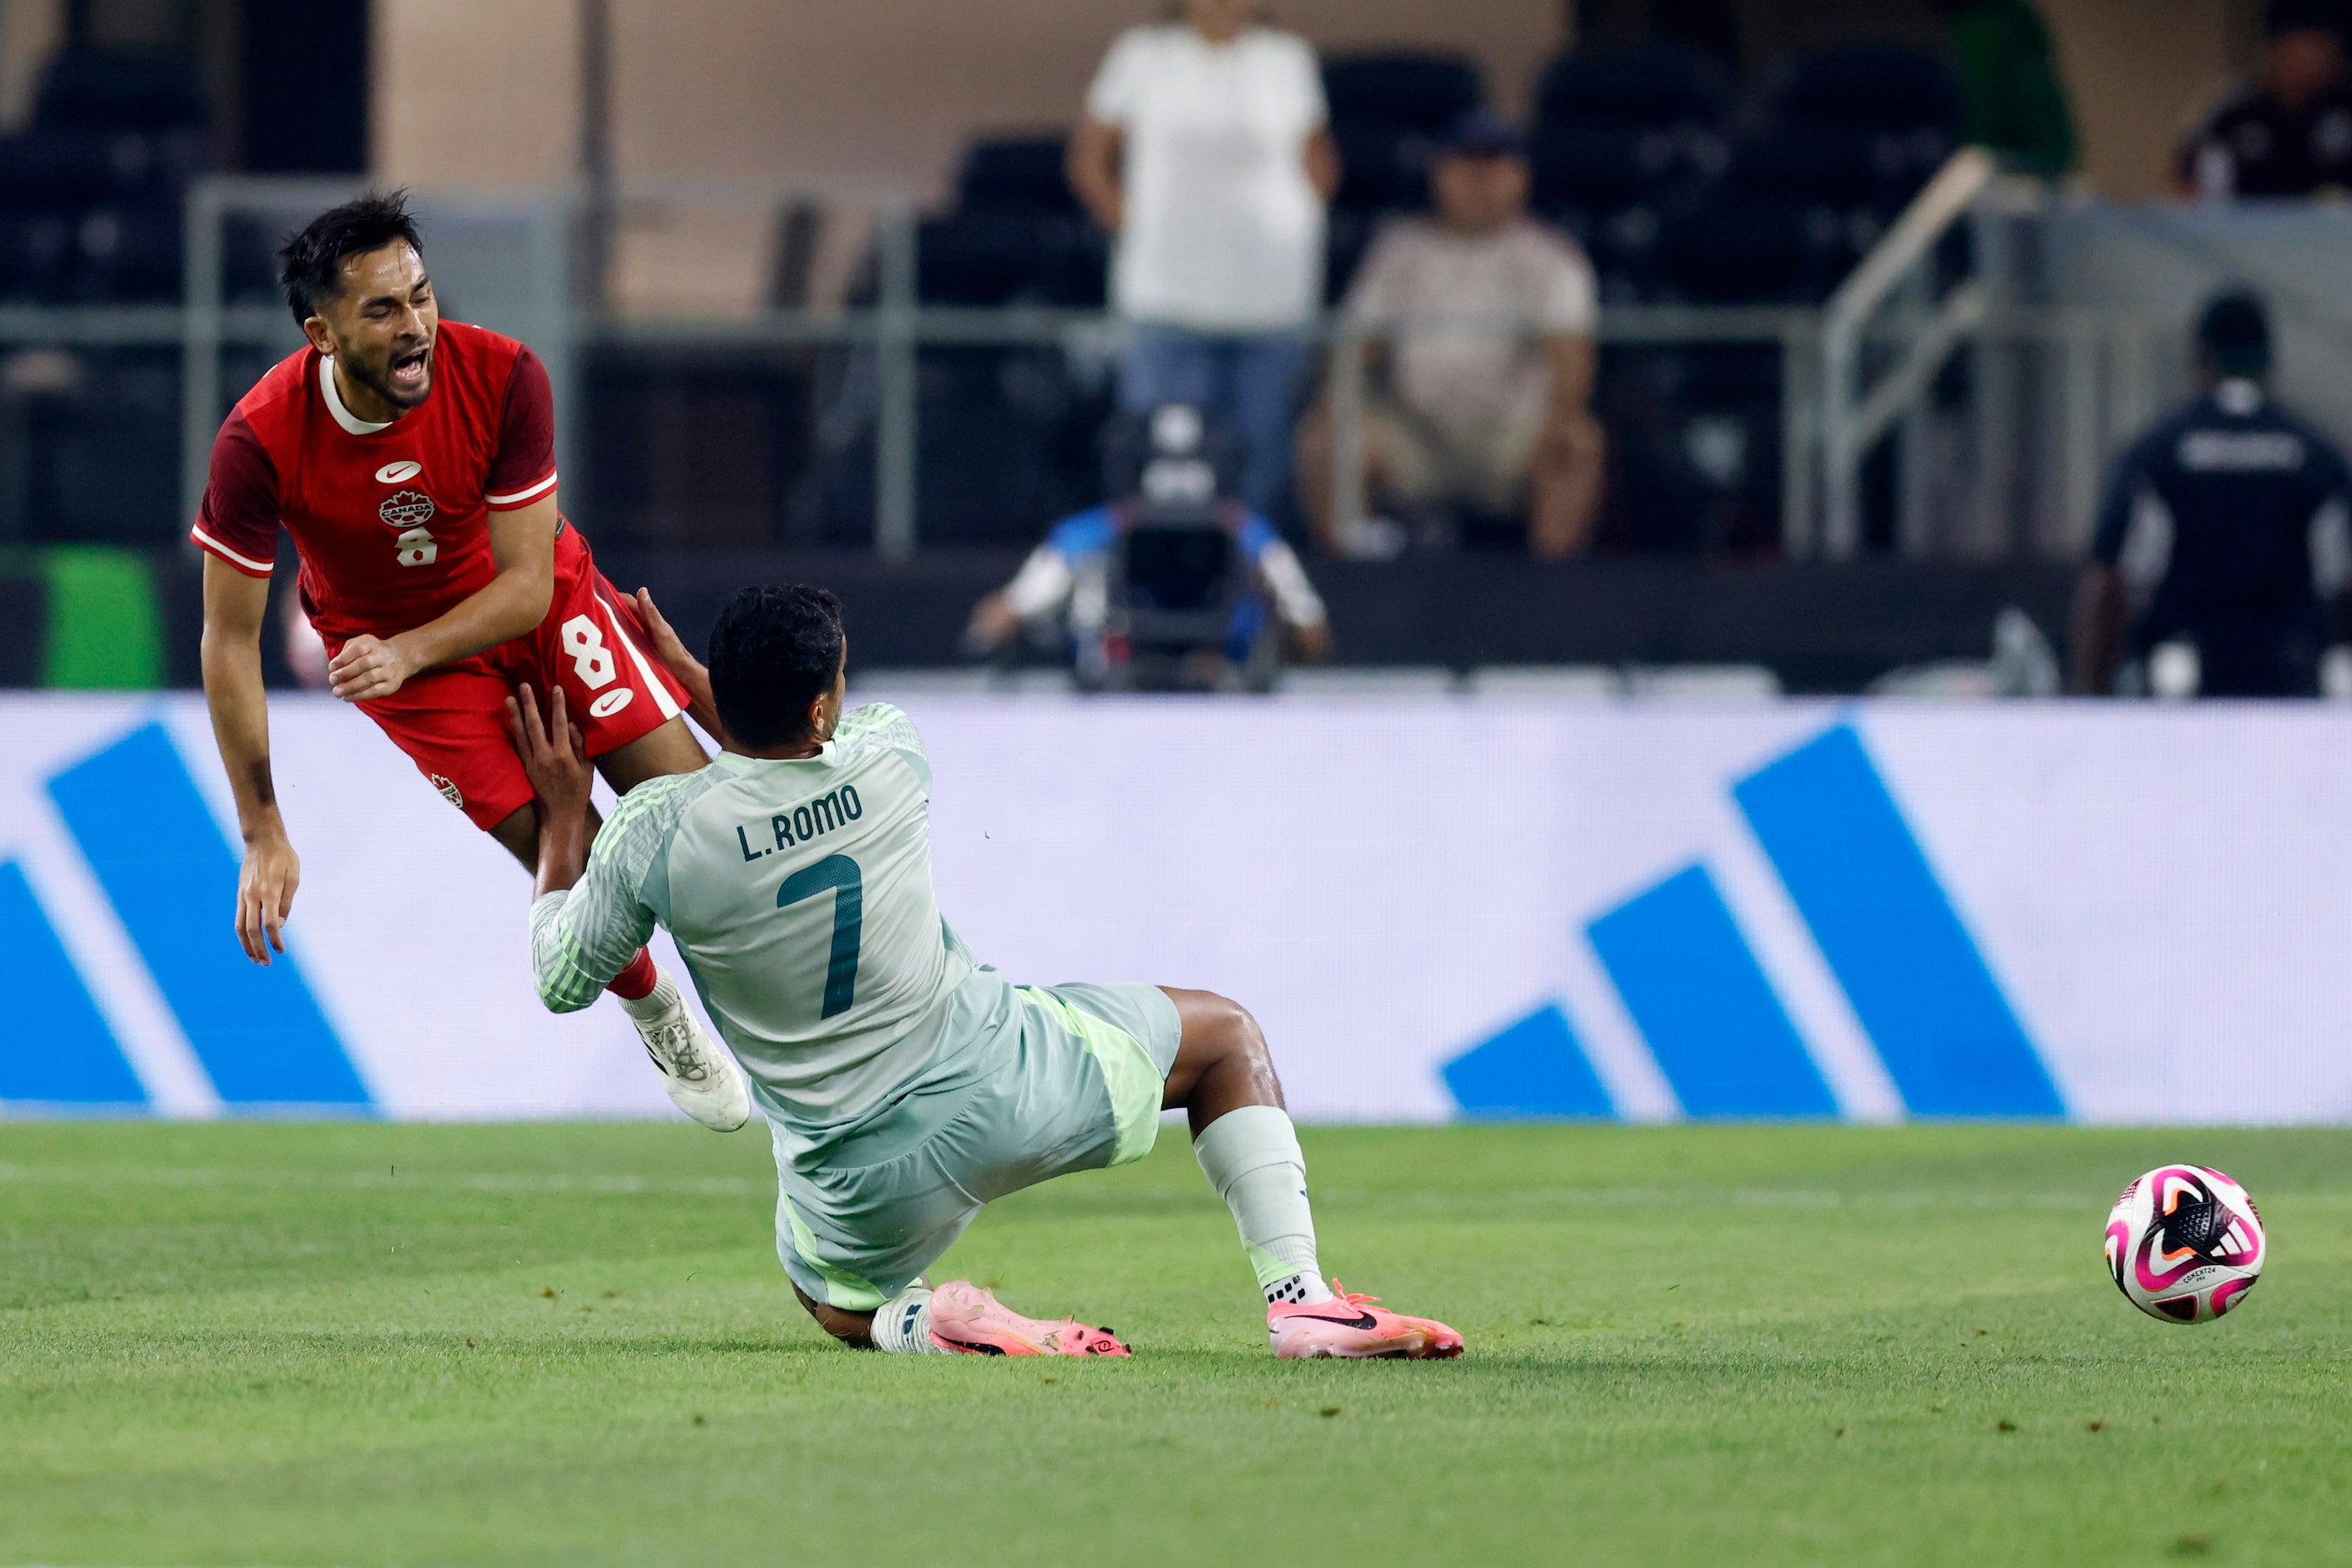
5, 693, 2350, 1125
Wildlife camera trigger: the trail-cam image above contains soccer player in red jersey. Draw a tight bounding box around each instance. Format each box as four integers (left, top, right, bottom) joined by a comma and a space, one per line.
191, 191, 750, 1130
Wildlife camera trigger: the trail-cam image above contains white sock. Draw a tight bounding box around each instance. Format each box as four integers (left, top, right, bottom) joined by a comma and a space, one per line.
1192, 1105, 1333, 1307
868, 1284, 948, 1354
615, 973, 678, 1024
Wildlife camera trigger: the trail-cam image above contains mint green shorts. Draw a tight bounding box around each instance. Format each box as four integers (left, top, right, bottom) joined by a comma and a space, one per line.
771, 970, 1182, 1313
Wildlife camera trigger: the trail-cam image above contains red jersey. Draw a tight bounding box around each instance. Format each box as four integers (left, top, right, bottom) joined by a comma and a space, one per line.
190, 320, 560, 644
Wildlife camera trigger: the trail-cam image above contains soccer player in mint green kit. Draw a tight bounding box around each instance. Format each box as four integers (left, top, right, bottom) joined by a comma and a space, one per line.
509, 584, 1462, 1358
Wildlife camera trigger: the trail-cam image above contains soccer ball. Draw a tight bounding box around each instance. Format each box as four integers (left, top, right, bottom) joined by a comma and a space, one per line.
2103, 1165, 2266, 1324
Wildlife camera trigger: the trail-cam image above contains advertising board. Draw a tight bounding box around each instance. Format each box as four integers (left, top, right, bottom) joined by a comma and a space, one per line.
6, 694, 2349, 1124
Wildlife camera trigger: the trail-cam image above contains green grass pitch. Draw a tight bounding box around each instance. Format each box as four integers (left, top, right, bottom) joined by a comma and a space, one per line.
3, 1120, 2349, 1566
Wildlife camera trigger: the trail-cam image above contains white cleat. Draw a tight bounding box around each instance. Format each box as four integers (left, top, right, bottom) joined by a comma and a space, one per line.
630, 984, 751, 1132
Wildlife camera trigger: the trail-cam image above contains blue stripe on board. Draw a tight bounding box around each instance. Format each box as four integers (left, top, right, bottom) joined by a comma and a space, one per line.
0, 860, 146, 1106
1586, 864, 1837, 1118
1441, 1003, 1615, 1120
1732, 724, 2062, 1118
47, 723, 370, 1109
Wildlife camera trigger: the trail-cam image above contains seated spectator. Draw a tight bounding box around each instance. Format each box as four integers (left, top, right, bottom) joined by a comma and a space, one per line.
967, 404, 1331, 687
2071, 289, 2352, 698
1932, 0, 2078, 178
1297, 110, 1605, 560
2175, 0, 2352, 200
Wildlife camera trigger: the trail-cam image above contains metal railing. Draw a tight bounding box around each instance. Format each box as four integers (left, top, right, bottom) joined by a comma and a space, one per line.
1, 169, 2193, 563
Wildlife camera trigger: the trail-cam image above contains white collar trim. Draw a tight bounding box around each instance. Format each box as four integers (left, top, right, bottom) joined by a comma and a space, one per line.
319, 352, 394, 436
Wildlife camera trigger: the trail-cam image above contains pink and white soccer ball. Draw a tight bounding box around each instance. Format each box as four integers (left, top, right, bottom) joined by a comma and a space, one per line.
2104, 1165, 2266, 1324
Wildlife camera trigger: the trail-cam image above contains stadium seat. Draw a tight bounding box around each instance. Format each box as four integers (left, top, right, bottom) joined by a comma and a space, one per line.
913, 344, 1110, 544
0, 49, 210, 311
1525, 48, 1734, 304
0, 211, 75, 301
1723, 121, 1930, 207
1330, 118, 1434, 215
1321, 52, 1485, 134
1319, 50, 1488, 220
954, 135, 1080, 216
1530, 122, 1685, 213
1659, 195, 1851, 304
1533, 46, 1732, 130
72, 206, 183, 301
7, 350, 180, 543
33, 48, 209, 133
918, 211, 1103, 308
0, 128, 196, 206
1759, 47, 1964, 139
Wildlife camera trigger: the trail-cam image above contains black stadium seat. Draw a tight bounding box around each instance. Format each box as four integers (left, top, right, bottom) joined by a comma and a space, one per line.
1761, 46, 1964, 138
0, 211, 75, 300
1320, 49, 1490, 226
73, 207, 183, 301
33, 48, 209, 134
1725, 121, 1930, 207
1533, 47, 1732, 130
0, 128, 194, 205
917, 210, 1103, 309
1331, 119, 1433, 214
1659, 195, 1852, 305
954, 136, 1080, 216
1320, 52, 1485, 134
1530, 122, 1691, 214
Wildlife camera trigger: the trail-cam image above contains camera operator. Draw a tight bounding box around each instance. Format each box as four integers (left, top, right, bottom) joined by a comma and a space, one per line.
965, 404, 1331, 690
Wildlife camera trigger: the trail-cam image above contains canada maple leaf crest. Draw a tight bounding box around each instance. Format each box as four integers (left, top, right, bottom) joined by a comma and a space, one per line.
379, 489, 438, 529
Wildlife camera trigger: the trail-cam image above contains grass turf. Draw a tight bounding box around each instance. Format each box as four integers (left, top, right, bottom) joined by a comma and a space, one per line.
2, 1122, 2349, 1566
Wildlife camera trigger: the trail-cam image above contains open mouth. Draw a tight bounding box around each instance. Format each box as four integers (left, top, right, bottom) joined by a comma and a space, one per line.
389, 346, 431, 393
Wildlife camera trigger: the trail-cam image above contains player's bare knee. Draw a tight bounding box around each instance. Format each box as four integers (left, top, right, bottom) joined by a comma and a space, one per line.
1216, 994, 1272, 1069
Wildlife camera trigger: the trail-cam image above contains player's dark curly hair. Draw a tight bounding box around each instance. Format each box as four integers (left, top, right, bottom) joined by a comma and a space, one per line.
279, 190, 425, 327
708, 584, 847, 748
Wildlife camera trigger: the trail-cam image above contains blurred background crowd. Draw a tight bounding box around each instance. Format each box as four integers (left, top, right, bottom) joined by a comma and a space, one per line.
5, 0, 2352, 698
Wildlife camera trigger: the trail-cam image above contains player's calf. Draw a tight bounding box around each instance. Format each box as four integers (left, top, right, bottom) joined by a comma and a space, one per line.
1162, 986, 1465, 1356
792, 1282, 878, 1348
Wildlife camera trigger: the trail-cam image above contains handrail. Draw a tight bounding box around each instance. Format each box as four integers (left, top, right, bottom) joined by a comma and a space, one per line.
1815, 147, 2000, 559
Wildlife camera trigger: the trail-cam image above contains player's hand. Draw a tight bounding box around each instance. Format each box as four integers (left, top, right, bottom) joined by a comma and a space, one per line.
635, 586, 724, 741
235, 823, 300, 966
632, 587, 706, 685
327, 634, 418, 703
506, 683, 592, 822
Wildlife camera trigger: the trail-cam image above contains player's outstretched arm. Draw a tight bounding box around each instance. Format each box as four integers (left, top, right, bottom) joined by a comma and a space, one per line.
506, 683, 592, 898
327, 496, 559, 703
200, 555, 299, 966
508, 682, 663, 1012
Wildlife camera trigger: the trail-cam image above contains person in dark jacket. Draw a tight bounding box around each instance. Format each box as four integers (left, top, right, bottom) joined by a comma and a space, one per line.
2071, 289, 2352, 697
2176, 0, 2352, 200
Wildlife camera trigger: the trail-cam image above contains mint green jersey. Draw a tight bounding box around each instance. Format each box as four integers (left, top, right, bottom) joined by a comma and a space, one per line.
531, 703, 977, 1131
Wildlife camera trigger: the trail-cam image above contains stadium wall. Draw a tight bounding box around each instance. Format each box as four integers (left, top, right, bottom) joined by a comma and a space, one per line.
366, 0, 2243, 212
5, 692, 2349, 1125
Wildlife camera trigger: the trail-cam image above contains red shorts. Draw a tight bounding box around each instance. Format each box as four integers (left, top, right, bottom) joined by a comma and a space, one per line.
338, 529, 693, 831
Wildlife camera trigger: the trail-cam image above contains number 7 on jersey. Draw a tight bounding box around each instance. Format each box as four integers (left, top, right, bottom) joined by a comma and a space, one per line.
778, 854, 862, 1019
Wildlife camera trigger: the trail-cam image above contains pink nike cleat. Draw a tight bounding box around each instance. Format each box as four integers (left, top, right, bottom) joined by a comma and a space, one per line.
925, 1280, 1132, 1357
1267, 1281, 1464, 1359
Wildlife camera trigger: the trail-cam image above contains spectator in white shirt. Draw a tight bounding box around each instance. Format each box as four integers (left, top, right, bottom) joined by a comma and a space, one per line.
1066, 1, 1340, 520
1298, 110, 1606, 560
